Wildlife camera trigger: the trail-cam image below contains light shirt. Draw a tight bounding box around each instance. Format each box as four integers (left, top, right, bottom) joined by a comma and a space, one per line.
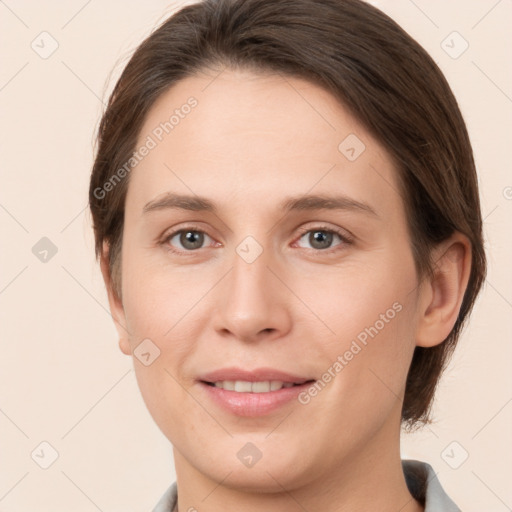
152, 459, 461, 511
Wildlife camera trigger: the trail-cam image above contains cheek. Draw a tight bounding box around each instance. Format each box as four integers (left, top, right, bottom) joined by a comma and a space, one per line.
131, 361, 188, 445
120, 246, 217, 432
294, 250, 419, 406
293, 249, 417, 343
121, 241, 208, 340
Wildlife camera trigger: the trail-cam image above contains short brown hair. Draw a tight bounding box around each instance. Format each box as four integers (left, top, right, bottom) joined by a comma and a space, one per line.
89, 0, 486, 428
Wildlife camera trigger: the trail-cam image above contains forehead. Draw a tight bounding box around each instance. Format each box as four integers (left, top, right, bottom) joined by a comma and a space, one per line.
127, 69, 402, 217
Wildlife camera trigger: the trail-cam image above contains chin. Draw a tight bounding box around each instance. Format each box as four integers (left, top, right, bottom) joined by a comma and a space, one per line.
213, 465, 306, 494
185, 442, 312, 493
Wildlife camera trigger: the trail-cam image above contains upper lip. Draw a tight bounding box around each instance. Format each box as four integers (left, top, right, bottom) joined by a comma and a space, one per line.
199, 367, 314, 384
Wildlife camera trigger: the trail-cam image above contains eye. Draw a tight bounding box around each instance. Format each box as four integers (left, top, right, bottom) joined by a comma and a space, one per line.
295, 227, 349, 251
165, 229, 214, 252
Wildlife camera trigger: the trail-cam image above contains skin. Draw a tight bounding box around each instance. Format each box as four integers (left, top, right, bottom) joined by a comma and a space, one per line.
101, 68, 471, 512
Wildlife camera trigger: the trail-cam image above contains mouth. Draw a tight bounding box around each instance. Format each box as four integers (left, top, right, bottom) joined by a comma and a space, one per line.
202, 380, 313, 392
197, 367, 316, 416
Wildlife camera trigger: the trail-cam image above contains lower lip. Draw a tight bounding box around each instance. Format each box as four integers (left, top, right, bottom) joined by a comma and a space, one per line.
198, 381, 314, 417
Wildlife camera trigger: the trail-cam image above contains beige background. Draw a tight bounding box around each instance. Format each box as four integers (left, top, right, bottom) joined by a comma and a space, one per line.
0, 0, 510, 510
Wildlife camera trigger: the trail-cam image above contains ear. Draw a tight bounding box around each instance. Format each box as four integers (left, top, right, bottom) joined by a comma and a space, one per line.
415, 232, 472, 348
100, 241, 132, 355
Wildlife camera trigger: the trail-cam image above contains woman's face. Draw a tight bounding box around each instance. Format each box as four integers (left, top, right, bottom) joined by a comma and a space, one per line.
112, 69, 425, 489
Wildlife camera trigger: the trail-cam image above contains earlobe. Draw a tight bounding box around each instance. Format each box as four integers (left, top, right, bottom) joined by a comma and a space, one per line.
100, 241, 132, 355
415, 233, 472, 348
118, 337, 132, 355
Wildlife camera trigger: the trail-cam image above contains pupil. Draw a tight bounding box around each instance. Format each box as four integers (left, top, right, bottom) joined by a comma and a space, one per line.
310, 230, 332, 249
181, 231, 203, 249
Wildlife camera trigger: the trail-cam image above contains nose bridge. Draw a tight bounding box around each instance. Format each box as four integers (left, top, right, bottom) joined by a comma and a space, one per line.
231, 242, 270, 302
213, 236, 291, 341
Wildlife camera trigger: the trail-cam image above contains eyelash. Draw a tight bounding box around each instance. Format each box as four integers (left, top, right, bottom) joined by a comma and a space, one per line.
160, 224, 353, 256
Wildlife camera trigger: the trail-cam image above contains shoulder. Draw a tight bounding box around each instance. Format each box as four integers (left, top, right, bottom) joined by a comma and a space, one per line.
152, 481, 177, 512
402, 459, 461, 512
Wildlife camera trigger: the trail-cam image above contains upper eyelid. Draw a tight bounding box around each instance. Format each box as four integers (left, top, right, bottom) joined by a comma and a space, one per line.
162, 222, 214, 240
164, 224, 347, 239
296, 224, 351, 237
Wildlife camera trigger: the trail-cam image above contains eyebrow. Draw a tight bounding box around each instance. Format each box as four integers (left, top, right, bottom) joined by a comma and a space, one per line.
143, 193, 215, 214
142, 192, 378, 217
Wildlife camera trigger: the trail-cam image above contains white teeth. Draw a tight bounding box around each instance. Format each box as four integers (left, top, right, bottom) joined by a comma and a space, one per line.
252, 381, 270, 393
212, 380, 298, 392
270, 380, 283, 391
234, 381, 253, 392
215, 380, 235, 390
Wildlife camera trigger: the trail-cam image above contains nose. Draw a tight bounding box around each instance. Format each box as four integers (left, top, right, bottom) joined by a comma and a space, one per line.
212, 242, 292, 344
